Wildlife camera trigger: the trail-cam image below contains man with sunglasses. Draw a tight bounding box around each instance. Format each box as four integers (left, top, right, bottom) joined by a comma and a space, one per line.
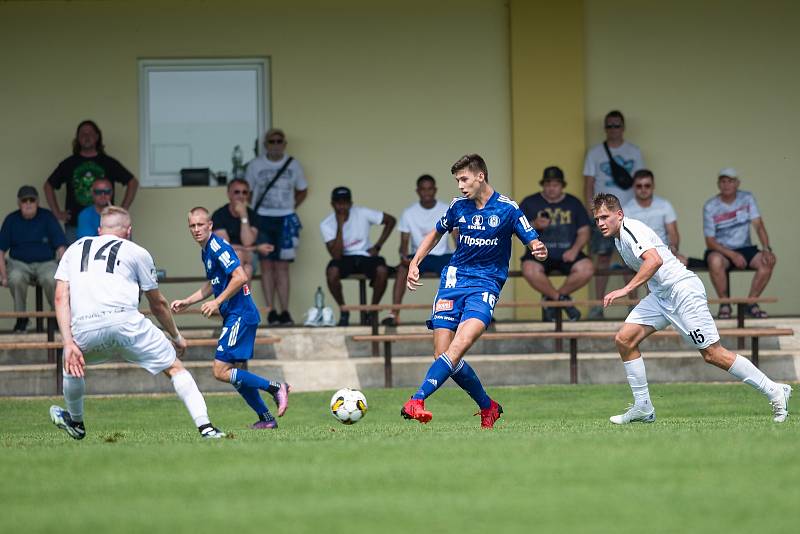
583, 110, 645, 319
76, 178, 114, 239
245, 128, 308, 326
0, 186, 66, 332
211, 178, 272, 279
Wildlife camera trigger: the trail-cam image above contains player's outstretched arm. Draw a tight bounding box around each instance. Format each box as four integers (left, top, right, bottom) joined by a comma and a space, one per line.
407, 229, 444, 291
55, 280, 85, 377
170, 282, 213, 313
603, 248, 662, 307
146, 289, 186, 357
200, 266, 247, 318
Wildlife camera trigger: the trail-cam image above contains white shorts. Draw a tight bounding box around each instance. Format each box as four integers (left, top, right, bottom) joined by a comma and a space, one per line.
72, 313, 176, 375
625, 276, 720, 349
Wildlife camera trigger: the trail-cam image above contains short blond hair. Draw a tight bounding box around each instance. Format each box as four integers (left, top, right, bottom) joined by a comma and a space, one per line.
592, 193, 622, 213
100, 206, 131, 230
188, 206, 210, 220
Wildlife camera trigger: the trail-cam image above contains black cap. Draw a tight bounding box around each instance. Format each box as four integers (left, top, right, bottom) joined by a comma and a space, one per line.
540, 166, 566, 185
331, 186, 352, 201
17, 185, 38, 200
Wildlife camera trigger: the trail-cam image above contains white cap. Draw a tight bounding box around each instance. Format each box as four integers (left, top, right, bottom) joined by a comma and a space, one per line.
718, 167, 738, 179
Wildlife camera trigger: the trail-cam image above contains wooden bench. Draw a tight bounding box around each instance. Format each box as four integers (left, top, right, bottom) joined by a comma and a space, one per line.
351, 327, 794, 387
0, 334, 281, 395
342, 296, 778, 353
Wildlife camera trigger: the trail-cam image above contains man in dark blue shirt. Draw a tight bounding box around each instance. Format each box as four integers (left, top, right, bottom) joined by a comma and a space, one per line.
171, 207, 289, 429
0, 186, 67, 332
401, 154, 548, 428
519, 166, 594, 322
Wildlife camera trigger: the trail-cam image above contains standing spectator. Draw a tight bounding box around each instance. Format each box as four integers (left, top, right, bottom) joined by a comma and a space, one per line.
245, 128, 308, 325
703, 168, 776, 319
583, 110, 645, 319
211, 178, 273, 279
519, 166, 594, 321
0, 186, 67, 332
385, 175, 454, 326
320, 187, 396, 326
43, 120, 139, 244
76, 178, 113, 239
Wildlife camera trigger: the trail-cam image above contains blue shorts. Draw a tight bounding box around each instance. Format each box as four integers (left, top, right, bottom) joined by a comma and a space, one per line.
215, 315, 258, 363
426, 287, 498, 332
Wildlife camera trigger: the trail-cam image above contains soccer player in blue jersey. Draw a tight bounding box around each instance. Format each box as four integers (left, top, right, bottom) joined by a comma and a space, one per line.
401, 154, 548, 428
171, 207, 290, 429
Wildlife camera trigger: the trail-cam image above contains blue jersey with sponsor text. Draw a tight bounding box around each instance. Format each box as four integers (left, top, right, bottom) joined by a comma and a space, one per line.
201, 234, 260, 324
435, 191, 538, 294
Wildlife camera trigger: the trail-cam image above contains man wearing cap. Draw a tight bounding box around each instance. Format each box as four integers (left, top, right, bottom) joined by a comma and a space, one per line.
519, 166, 594, 321
583, 110, 645, 319
0, 186, 67, 332
320, 187, 396, 326
245, 128, 308, 326
76, 177, 114, 239
703, 168, 776, 319
43, 120, 138, 244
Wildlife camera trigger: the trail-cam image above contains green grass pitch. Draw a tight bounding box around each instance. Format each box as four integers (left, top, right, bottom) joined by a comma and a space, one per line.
1, 384, 797, 534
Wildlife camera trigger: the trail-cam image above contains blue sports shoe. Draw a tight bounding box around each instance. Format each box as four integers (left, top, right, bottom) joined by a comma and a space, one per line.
49, 405, 86, 440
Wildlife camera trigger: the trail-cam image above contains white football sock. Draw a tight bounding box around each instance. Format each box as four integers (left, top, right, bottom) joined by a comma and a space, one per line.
63, 373, 85, 422
623, 357, 652, 408
728, 355, 782, 399
171, 370, 211, 427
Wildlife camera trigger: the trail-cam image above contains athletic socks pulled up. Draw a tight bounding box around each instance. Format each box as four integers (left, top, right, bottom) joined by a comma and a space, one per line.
171, 370, 211, 427
411, 353, 454, 400
450, 359, 491, 410
62, 373, 86, 422
229, 368, 281, 394
623, 357, 652, 409
234, 384, 274, 421
728, 354, 782, 399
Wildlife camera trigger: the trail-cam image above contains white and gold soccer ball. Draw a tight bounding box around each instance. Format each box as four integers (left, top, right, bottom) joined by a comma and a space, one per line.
330, 388, 368, 425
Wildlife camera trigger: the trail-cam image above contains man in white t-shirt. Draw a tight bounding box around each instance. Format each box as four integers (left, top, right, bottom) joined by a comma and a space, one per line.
593, 193, 790, 425
320, 186, 396, 326
583, 110, 645, 319
703, 168, 776, 319
622, 169, 687, 300
245, 128, 308, 326
48, 206, 225, 440
384, 175, 454, 326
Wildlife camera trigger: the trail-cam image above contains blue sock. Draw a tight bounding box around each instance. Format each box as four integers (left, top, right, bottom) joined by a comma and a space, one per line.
230, 368, 280, 393
411, 354, 454, 400
450, 359, 491, 410
233, 384, 272, 420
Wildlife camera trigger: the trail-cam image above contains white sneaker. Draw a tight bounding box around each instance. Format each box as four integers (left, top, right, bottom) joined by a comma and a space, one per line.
303, 307, 322, 327
770, 384, 792, 423
321, 307, 335, 327
609, 404, 656, 425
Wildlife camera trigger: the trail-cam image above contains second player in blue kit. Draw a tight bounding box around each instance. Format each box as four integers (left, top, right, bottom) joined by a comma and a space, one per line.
172, 207, 290, 429
401, 154, 548, 428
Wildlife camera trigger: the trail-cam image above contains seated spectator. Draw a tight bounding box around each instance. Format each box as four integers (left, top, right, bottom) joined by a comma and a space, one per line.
320, 186, 396, 326
703, 168, 776, 318
76, 178, 113, 239
520, 166, 594, 321
385, 174, 454, 326
0, 186, 67, 332
211, 178, 273, 279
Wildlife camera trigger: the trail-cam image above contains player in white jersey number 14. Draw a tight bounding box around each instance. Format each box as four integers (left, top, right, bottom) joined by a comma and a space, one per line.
593, 194, 791, 424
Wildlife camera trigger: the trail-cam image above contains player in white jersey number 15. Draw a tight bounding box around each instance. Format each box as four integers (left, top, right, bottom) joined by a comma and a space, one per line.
593, 194, 790, 424
49, 206, 225, 440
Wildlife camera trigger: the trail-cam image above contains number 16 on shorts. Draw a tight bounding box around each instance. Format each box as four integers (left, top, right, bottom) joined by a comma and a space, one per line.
481, 292, 497, 316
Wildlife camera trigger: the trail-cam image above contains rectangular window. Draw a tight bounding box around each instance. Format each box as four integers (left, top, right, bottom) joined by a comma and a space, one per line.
139, 58, 270, 187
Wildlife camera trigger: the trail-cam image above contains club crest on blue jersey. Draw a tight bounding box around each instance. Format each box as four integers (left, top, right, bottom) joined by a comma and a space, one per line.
488, 214, 500, 228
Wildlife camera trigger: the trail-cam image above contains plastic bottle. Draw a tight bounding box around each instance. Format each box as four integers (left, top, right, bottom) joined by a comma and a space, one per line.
314, 287, 325, 309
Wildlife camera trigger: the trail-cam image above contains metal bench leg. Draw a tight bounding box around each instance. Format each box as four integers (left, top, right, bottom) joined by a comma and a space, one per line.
554, 310, 563, 352
751, 337, 759, 368
47, 317, 56, 364
371, 312, 379, 356
736, 303, 745, 350
56, 348, 63, 396
570, 338, 578, 384
36, 284, 44, 333
383, 341, 392, 388
359, 279, 368, 325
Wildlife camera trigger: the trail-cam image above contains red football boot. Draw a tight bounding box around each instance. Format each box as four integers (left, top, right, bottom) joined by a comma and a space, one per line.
401, 398, 432, 424
476, 399, 503, 429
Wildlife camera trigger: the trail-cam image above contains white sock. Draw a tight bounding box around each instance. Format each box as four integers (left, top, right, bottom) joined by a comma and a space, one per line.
63, 373, 85, 422
171, 370, 211, 427
728, 355, 782, 399
623, 357, 652, 408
